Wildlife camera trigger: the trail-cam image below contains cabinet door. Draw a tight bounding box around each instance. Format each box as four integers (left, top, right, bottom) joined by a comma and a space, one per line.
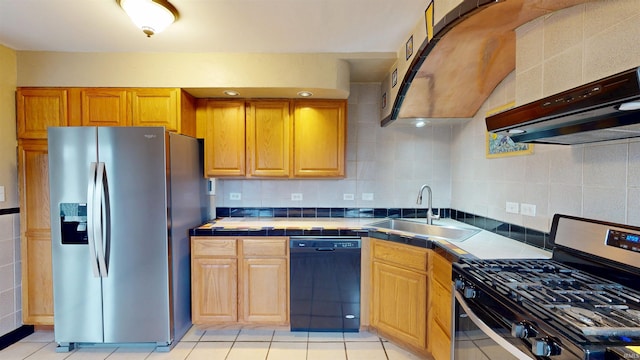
429, 251, 452, 359
204, 100, 246, 177
241, 258, 288, 323
293, 100, 346, 177
191, 257, 238, 324
246, 101, 291, 177
80, 88, 129, 126
130, 88, 179, 131
17, 88, 68, 139
372, 261, 427, 350
18, 140, 54, 325
429, 317, 452, 360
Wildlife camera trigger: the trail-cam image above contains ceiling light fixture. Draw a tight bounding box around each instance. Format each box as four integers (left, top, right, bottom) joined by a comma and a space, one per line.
117, 0, 179, 37
223, 90, 240, 96
297, 91, 313, 97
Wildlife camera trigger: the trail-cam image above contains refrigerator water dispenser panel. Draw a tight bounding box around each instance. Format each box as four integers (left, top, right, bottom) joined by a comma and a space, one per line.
60, 203, 88, 244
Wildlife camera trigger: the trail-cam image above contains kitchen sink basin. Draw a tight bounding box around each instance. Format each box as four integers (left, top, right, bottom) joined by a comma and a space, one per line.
367, 219, 480, 242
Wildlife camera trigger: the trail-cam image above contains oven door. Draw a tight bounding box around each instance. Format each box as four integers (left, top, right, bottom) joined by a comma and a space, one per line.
453, 291, 534, 360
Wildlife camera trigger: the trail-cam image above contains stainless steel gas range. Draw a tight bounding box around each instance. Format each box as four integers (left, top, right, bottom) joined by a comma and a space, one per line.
452, 214, 640, 360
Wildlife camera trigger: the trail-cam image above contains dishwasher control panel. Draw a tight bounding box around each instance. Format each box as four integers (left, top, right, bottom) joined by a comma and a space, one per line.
290, 237, 361, 249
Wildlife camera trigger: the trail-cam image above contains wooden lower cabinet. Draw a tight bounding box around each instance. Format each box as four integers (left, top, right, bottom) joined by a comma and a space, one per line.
242, 258, 288, 323
370, 239, 428, 353
192, 257, 238, 323
370, 239, 455, 359
429, 318, 452, 360
372, 261, 427, 350
428, 250, 454, 360
191, 237, 289, 325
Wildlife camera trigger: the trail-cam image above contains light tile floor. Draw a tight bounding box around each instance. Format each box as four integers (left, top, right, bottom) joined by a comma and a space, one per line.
1, 327, 429, 359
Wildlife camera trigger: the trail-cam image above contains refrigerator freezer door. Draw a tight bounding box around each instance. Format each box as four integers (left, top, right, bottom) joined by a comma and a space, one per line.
97, 127, 172, 344
49, 127, 104, 344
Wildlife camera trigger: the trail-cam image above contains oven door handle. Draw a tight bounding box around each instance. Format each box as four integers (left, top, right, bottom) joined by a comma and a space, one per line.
454, 291, 533, 360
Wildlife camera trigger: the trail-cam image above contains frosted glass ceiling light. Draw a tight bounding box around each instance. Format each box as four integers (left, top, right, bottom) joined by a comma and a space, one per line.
117, 0, 179, 37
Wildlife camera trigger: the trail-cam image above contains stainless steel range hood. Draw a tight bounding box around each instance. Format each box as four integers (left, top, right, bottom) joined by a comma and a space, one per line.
486, 67, 640, 145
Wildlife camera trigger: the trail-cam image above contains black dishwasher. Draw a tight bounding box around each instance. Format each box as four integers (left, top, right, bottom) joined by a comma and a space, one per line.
289, 237, 361, 332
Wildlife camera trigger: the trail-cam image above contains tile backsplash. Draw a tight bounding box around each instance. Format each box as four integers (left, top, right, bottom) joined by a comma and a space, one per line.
213, 207, 550, 250
0, 211, 21, 337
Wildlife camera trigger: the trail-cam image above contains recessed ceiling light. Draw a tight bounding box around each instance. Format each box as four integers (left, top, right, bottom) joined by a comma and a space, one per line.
223, 90, 239, 96
415, 120, 426, 128
297, 91, 313, 97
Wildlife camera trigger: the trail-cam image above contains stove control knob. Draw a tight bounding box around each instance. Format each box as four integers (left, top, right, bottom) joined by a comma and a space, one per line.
463, 286, 477, 299
532, 337, 561, 356
454, 278, 465, 291
511, 322, 534, 339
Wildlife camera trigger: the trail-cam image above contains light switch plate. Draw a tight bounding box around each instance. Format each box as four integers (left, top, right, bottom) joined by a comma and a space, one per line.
343, 193, 355, 201
291, 193, 303, 201
362, 193, 374, 201
521, 203, 536, 216
229, 192, 241, 200
506, 201, 519, 214
0, 186, 4, 202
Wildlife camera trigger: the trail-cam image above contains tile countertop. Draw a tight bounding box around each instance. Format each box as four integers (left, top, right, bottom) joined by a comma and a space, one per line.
191, 217, 551, 260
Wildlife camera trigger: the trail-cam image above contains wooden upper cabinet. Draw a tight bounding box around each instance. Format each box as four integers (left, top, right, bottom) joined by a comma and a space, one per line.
17, 88, 69, 139
293, 100, 346, 178
246, 100, 291, 178
80, 88, 129, 127
204, 100, 246, 177
130, 88, 179, 131
198, 98, 346, 178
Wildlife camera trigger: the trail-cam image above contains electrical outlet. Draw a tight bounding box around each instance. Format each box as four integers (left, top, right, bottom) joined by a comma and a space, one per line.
362, 193, 374, 201
343, 193, 355, 201
521, 203, 537, 216
291, 193, 303, 201
0, 186, 4, 202
506, 201, 519, 214
229, 192, 241, 200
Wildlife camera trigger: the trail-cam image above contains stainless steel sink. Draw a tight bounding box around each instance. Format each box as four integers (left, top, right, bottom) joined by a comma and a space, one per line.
367, 219, 480, 242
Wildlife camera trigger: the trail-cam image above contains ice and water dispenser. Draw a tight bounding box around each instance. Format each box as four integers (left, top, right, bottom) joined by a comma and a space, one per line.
60, 203, 88, 244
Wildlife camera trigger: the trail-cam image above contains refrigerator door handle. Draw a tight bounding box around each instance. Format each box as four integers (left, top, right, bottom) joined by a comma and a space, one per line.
95, 162, 109, 278
86, 162, 101, 277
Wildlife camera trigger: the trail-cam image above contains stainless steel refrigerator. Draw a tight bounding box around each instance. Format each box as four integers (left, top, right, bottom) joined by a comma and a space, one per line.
48, 127, 208, 352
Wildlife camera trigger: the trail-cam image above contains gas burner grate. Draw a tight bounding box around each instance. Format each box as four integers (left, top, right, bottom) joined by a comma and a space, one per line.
459, 258, 640, 338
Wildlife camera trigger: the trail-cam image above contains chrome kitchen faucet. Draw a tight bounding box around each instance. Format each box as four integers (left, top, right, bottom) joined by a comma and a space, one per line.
416, 184, 440, 225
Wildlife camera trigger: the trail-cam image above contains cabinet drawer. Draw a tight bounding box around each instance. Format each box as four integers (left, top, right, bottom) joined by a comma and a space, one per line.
430, 278, 452, 332
429, 320, 451, 360
431, 251, 452, 288
243, 238, 287, 257
192, 238, 237, 256
372, 240, 427, 272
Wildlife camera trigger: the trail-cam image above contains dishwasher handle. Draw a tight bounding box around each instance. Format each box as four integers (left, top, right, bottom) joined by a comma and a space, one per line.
316, 247, 336, 251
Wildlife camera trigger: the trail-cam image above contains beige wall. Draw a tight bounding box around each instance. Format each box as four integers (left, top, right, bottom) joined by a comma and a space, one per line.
16, 52, 351, 99
0, 43, 21, 336
0, 44, 17, 209
451, 1, 640, 232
